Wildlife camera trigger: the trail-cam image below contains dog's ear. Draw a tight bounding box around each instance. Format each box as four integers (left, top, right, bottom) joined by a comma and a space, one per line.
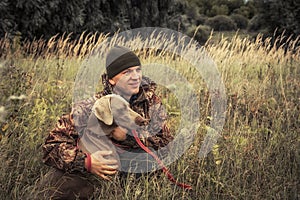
93, 96, 113, 125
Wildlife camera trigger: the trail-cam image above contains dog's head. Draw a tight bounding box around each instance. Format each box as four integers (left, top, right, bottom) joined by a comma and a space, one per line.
93, 94, 149, 130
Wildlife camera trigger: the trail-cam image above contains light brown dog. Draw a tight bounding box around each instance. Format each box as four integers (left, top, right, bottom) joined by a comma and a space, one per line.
93, 94, 148, 140
78, 94, 149, 166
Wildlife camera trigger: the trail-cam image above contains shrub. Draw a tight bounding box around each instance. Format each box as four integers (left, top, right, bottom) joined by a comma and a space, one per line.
186, 25, 211, 45
167, 14, 191, 32
210, 4, 229, 16
196, 14, 208, 26
248, 14, 265, 32
230, 14, 249, 29
233, 5, 253, 19
205, 15, 237, 31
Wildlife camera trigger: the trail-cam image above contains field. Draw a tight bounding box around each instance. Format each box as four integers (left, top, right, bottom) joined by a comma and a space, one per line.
0, 31, 299, 199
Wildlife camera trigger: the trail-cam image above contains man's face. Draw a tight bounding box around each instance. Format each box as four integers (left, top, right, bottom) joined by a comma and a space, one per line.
109, 66, 142, 100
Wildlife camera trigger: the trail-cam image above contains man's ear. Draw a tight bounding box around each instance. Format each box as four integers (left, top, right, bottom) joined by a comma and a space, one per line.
93, 96, 113, 125
108, 79, 116, 85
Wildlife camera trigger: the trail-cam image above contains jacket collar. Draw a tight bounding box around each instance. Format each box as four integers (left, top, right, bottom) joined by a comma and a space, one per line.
129, 86, 147, 105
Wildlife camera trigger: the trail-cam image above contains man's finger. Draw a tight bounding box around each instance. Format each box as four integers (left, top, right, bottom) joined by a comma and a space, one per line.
96, 150, 113, 156
101, 169, 117, 175
99, 173, 111, 181
102, 159, 119, 165
92, 155, 118, 165
101, 164, 119, 171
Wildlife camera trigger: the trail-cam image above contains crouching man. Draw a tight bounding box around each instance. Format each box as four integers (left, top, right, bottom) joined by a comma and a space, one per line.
35, 46, 173, 199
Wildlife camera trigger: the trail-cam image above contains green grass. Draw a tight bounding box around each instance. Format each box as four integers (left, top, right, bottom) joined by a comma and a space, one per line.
0, 31, 299, 199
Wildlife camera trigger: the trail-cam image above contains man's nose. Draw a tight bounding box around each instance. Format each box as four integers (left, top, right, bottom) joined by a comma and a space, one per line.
131, 70, 140, 79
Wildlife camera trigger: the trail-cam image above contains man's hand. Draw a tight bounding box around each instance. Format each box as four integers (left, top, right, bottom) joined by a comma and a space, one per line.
86, 151, 119, 181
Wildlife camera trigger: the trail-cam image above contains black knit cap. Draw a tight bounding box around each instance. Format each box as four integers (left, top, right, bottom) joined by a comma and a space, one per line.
106, 46, 141, 79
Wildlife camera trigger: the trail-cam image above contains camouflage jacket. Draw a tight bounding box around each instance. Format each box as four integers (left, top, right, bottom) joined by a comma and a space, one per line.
42, 74, 174, 173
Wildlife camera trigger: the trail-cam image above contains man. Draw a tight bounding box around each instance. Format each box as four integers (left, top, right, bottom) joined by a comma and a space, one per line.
37, 46, 173, 199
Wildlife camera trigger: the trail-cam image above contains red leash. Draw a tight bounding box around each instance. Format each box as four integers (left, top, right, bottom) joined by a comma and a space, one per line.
132, 130, 192, 190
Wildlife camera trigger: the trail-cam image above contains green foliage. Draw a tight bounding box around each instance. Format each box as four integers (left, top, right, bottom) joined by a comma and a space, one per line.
196, 15, 208, 26
0, 0, 177, 40
186, 25, 211, 45
230, 14, 249, 29
127, 0, 173, 28
82, 0, 131, 33
252, 0, 300, 38
188, 0, 247, 17
0, 0, 259, 42
1, 0, 299, 42
205, 15, 237, 31
248, 14, 265, 32
233, 5, 255, 19
0, 0, 15, 37
210, 4, 229, 16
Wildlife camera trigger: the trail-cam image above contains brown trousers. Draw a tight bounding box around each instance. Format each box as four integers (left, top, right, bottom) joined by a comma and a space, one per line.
34, 168, 95, 200
34, 148, 158, 199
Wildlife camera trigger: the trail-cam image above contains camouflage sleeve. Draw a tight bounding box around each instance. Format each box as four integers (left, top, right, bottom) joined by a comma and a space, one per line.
42, 113, 87, 173
146, 94, 174, 150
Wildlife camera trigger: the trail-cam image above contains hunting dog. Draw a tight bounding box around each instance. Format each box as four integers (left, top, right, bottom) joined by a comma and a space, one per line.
78, 94, 148, 167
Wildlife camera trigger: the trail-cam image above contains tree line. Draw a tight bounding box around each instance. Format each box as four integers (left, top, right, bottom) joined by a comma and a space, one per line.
0, 0, 299, 42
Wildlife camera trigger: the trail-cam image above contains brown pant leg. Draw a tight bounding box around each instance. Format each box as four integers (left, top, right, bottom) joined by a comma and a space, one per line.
34, 168, 95, 200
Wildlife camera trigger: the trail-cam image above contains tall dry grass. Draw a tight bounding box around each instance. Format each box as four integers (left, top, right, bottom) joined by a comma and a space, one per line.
0, 31, 299, 199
